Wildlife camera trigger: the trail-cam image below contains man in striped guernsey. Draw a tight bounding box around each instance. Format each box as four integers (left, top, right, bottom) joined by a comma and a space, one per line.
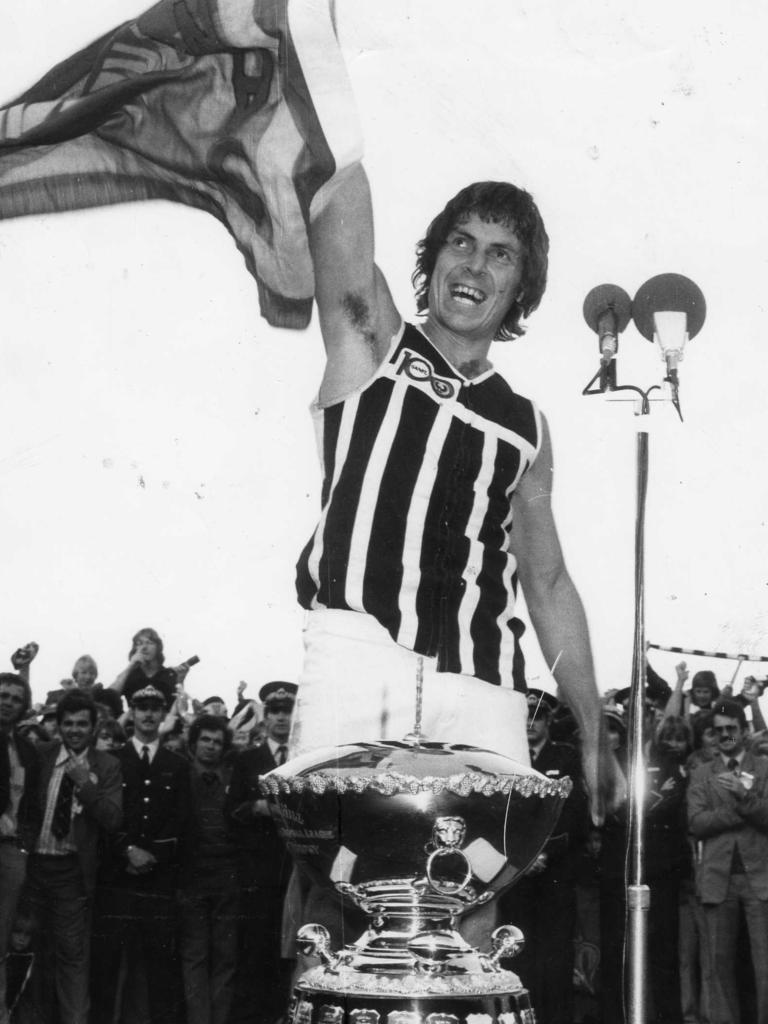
283, 0, 612, 824
290, 161, 612, 817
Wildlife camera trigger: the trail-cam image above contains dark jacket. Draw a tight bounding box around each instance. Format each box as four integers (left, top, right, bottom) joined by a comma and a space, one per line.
102, 742, 191, 888
529, 739, 590, 882
226, 743, 291, 889
35, 741, 122, 894
1, 730, 41, 850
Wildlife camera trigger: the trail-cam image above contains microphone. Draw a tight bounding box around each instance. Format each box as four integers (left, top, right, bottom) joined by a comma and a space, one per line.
632, 274, 706, 419
583, 284, 633, 391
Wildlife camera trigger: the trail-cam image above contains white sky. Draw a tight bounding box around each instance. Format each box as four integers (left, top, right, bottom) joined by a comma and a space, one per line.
0, 0, 766, 710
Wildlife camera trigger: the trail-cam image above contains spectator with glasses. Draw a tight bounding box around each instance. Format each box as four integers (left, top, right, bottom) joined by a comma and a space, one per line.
688, 697, 768, 1024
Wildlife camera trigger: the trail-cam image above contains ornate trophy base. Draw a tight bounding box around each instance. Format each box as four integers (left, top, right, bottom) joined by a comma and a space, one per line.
262, 742, 568, 1024
289, 981, 535, 1024
290, 885, 536, 1024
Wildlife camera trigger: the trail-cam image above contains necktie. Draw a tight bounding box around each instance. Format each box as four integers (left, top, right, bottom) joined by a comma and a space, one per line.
141, 745, 150, 767
276, 745, 288, 766
51, 773, 75, 840
728, 758, 739, 771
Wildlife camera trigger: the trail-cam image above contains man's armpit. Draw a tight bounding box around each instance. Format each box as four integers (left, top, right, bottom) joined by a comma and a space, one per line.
342, 291, 378, 350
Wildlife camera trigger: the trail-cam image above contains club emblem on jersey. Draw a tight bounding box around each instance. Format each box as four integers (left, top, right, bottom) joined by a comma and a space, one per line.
396, 349, 457, 400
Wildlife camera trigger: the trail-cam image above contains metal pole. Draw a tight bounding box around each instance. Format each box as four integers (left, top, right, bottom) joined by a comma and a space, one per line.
627, 427, 650, 1023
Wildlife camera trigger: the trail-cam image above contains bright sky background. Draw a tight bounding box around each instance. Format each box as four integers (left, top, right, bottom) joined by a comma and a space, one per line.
0, 0, 766, 712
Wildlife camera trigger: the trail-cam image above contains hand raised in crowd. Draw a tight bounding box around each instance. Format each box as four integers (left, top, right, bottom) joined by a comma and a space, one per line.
65, 759, 93, 788
11, 641, 39, 670
171, 662, 190, 687
675, 660, 688, 687
173, 683, 190, 713
742, 675, 766, 701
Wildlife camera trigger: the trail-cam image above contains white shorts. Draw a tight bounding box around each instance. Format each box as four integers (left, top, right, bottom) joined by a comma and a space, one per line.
290, 609, 530, 763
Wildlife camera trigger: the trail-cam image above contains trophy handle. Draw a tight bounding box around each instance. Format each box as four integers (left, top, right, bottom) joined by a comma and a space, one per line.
425, 847, 473, 896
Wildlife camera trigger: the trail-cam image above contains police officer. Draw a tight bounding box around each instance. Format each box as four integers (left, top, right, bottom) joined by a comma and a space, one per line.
92, 683, 191, 1024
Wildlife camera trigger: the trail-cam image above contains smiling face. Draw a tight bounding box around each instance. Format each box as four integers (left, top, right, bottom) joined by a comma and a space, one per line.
59, 709, 95, 755
73, 658, 98, 689
426, 214, 525, 345
713, 713, 746, 759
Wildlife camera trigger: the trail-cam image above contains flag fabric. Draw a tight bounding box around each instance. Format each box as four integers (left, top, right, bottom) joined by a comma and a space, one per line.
0, 0, 362, 329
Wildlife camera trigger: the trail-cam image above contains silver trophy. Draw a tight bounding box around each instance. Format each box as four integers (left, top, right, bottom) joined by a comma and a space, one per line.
261, 738, 570, 1024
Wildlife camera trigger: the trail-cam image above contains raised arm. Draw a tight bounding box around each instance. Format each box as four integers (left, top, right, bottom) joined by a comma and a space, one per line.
510, 415, 616, 822
309, 163, 400, 405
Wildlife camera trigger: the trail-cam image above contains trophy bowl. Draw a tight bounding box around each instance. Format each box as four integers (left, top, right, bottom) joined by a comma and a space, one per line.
261, 739, 570, 912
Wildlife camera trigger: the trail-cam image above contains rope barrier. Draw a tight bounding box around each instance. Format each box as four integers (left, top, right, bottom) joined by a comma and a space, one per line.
647, 642, 768, 664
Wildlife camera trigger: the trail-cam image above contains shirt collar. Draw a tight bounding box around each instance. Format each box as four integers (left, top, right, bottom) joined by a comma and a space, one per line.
720, 749, 746, 768
131, 736, 160, 760
267, 737, 288, 757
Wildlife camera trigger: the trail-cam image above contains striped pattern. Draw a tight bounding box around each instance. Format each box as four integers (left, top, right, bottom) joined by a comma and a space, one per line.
648, 642, 768, 663
36, 746, 81, 855
0, 0, 361, 329
296, 323, 541, 688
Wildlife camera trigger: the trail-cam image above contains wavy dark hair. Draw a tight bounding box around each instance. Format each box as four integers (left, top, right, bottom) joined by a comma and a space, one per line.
188, 714, 232, 755
411, 181, 549, 341
56, 690, 98, 727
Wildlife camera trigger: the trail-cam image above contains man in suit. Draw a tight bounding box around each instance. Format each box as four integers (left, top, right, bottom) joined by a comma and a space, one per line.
227, 681, 296, 1024
499, 689, 589, 1024
0, 672, 40, 1024
688, 697, 768, 1024
27, 689, 122, 1024
92, 682, 192, 1024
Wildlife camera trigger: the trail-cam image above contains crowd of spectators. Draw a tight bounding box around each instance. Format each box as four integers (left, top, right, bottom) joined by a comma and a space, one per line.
0, 629, 295, 1024
2, 632, 768, 1024
539, 660, 768, 1024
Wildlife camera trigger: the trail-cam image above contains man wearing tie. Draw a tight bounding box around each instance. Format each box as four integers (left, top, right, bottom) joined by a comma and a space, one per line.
28, 690, 122, 1024
688, 697, 768, 1024
92, 683, 191, 1024
227, 681, 296, 1024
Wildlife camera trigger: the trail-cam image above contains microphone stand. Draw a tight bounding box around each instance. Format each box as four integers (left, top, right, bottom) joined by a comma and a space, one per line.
627, 413, 650, 1024
582, 370, 660, 1024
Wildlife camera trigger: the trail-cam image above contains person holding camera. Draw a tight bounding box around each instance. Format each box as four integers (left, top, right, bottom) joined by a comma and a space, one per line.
110, 627, 190, 707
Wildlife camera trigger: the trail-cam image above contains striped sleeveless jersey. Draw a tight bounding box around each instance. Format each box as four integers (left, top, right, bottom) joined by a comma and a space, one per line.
295, 322, 542, 688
